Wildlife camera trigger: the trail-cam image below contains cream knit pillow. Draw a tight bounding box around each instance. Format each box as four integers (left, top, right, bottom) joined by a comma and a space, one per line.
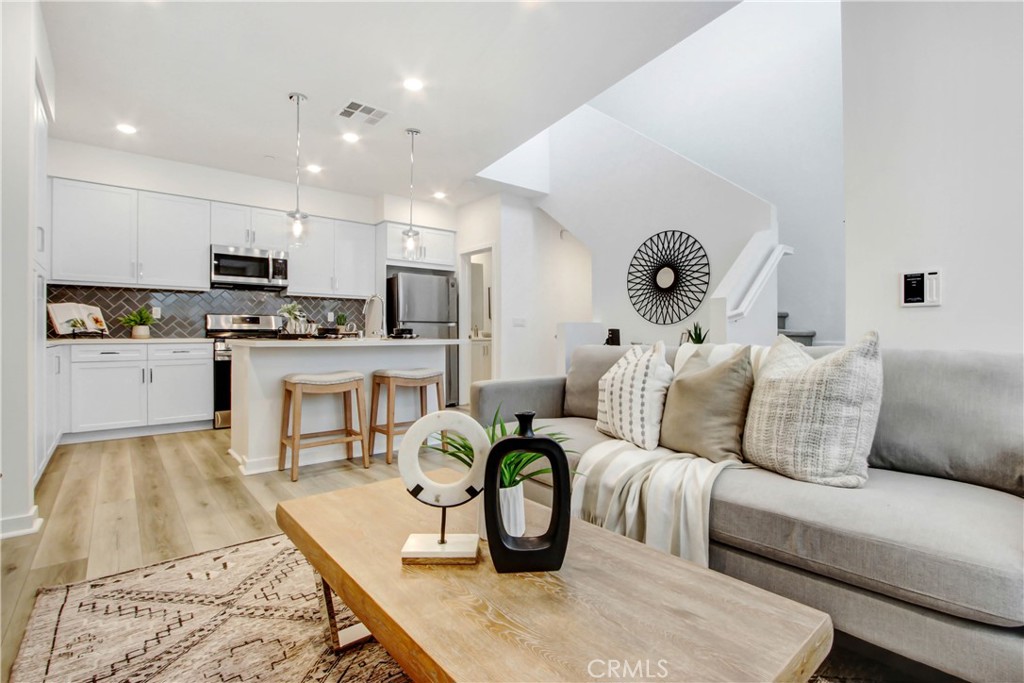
596, 341, 674, 450
743, 332, 883, 487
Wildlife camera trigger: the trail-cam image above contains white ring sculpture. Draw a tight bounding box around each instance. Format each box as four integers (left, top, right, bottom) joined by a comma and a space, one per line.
398, 410, 490, 508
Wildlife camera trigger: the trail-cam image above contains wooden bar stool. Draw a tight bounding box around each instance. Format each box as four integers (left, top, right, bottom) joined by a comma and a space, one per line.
279, 370, 368, 481
369, 369, 445, 464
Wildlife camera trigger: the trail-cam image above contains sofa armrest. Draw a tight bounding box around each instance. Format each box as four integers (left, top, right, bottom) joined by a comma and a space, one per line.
470, 377, 567, 425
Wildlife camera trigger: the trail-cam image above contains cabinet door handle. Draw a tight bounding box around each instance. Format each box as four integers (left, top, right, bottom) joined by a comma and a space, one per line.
138, 262, 144, 279
252, 229, 257, 244
100, 351, 119, 355
245, 228, 251, 244
56, 355, 61, 374
142, 368, 146, 383
149, 368, 153, 383
36, 226, 45, 252
172, 350, 189, 354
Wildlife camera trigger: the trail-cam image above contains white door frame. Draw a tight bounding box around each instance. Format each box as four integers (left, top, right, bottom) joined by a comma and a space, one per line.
457, 243, 497, 405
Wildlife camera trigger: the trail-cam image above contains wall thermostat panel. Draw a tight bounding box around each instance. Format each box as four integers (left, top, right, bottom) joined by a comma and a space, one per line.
900, 270, 941, 307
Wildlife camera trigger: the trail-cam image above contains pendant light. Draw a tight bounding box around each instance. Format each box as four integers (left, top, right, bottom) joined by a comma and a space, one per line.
403, 128, 423, 260
286, 92, 309, 248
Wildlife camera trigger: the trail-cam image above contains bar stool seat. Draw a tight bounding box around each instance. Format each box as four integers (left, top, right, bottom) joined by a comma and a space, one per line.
372, 368, 442, 380
279, 371, 368, 481
369, 369, 445, 464
283, 370, 363, 385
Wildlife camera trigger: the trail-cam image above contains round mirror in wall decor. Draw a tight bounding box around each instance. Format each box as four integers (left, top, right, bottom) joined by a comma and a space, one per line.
626, 230, 710, 325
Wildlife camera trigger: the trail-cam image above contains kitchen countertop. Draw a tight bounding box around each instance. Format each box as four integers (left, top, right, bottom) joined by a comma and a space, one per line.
46, 337, 212, 347
227, 338, 461, 349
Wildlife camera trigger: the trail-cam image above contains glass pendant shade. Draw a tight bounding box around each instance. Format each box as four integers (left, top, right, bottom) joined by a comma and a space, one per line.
402, 228, 421, 260
288, 210, 308, 248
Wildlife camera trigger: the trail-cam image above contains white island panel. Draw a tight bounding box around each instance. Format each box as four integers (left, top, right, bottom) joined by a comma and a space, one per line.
229, 339, 459, 475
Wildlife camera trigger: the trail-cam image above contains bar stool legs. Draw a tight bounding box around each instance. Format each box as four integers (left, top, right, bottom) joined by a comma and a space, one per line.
279, 372, 368, 481
369, 370, 445, 464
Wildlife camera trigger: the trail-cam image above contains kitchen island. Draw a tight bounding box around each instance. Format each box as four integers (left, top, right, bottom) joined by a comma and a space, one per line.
227, 338, 461, 475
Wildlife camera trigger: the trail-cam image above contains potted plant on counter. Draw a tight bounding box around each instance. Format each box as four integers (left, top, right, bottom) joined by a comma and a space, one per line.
119, 307, 156, 339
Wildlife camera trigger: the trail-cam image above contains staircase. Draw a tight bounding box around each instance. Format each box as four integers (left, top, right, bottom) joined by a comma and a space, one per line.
778, 312, 816, 346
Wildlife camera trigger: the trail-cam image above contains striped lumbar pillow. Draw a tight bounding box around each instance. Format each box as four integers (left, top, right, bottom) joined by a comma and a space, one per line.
596, 341, 674, 450
743, 332, 883, 487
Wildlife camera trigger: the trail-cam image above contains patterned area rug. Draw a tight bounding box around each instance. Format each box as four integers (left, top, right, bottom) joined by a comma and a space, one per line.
12, 536, 407, 683
13, 535, 896, 683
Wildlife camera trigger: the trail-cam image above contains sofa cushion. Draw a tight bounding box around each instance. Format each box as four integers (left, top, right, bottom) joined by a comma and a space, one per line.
595, 341, 675, 450
743, 333, 883, 488
868, 349, 1024, 497
564, 345, 679, 419
660, 346, 753, 462
709, 466, 1024, 627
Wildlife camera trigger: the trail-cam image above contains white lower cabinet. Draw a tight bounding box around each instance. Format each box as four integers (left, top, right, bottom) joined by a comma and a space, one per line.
69, 343, 213, 433
148, 358, 214, 425
71, 359, 149, 432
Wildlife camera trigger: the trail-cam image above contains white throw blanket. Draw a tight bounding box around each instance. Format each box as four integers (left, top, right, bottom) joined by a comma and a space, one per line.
570, 440, 748, 566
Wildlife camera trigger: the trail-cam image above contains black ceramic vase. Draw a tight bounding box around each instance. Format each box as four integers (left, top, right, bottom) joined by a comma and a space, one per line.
484, 411, 571, 573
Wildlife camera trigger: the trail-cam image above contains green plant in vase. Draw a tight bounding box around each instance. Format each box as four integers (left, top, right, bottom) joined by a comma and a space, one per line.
119, 307, 156, 339
685, 321, 709, 344
427, 407, 573, 489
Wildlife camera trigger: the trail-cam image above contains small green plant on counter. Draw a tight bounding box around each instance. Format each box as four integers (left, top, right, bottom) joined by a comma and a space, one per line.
685, 321, 709, 344
118, 307, 156, 328
277, 302, 304, 322
427, 407, 574, 489
336, 313, 348, 326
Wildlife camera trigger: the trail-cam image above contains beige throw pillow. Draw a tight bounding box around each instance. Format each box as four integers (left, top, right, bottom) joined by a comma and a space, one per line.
595, 341, 674, 450
743, 332, 883, 488
660, 346, 754, 462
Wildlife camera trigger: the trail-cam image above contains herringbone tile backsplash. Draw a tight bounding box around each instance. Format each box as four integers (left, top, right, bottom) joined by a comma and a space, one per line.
47, 286, 367, 339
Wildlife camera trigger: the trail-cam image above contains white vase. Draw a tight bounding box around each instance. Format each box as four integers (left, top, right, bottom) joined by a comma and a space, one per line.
131, 325, 150, 339
478, 482, 526, 540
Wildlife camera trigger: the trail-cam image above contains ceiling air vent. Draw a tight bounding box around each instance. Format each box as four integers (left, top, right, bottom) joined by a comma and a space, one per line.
338, 101, 389, 126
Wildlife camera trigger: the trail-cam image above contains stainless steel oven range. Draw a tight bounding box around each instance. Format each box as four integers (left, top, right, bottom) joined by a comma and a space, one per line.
205, 314, 282, 429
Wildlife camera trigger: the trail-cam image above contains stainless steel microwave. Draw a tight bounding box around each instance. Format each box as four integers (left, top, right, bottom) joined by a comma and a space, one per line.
210, 245, 288, 290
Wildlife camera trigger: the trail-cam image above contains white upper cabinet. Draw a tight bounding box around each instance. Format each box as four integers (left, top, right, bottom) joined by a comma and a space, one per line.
287, 217, 336, 296
137, 192, 211, 290
385, 222, 456, 270
335, 220, 376, 297
210, 202, 252, 246
251, 208, 291, 251
52, 179, 139, 285
288, 219, 377, 299
32, 88, 50, 273
211, 203, 290, 251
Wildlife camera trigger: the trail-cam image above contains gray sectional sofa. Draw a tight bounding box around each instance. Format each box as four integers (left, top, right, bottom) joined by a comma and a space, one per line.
471, 344, 1024, 682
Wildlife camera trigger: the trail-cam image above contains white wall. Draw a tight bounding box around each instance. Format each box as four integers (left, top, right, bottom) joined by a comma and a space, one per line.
49, 140, 380, 224
376, 194, 456, 231
455, 193, 591, 396
499, 196, 592, 379
540, 106, 775, 346
589, 1, 845, 345
2, 1, 52, 537
843, 2, 1023, 353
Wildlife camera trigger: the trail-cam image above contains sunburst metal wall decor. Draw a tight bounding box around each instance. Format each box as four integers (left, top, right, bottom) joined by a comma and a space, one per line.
626, 230, 710, 325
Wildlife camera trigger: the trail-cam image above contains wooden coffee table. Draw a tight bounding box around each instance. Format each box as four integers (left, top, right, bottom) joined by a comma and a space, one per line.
277, 471, 832, 682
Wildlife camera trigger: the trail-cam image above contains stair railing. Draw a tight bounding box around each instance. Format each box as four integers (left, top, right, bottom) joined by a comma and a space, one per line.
726, 243, 794, 321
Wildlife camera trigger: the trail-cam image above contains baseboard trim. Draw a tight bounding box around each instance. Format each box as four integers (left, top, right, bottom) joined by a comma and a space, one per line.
1, 506, 44, 539
234, 448, 372, 476
59, 421, 214, 445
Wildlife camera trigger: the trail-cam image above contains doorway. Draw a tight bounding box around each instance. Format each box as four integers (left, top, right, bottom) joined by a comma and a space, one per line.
468, 251, 494, 383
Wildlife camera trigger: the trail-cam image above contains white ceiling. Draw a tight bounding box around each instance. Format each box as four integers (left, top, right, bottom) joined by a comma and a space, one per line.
41, 1, 732, 205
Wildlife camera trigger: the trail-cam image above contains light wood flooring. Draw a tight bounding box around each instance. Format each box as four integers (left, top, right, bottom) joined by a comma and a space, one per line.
0, 429, 445, 683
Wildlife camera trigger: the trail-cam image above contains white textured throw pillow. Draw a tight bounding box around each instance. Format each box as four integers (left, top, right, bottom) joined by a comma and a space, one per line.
743, 332, 883, 487
596, 341, 674, 450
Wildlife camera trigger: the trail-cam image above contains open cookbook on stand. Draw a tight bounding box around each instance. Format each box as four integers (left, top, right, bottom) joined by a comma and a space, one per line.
47, 302, 109, 336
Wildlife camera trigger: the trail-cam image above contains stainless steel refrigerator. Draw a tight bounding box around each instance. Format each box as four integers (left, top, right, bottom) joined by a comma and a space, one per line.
387, 272, 459, 405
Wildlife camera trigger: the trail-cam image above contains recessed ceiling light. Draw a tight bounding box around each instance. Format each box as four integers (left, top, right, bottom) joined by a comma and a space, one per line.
116, 123, 137, 135
342, 132, 360, 143
433, 192, 447, 200
306, 164, 322, 174
403, 78, 424, 92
